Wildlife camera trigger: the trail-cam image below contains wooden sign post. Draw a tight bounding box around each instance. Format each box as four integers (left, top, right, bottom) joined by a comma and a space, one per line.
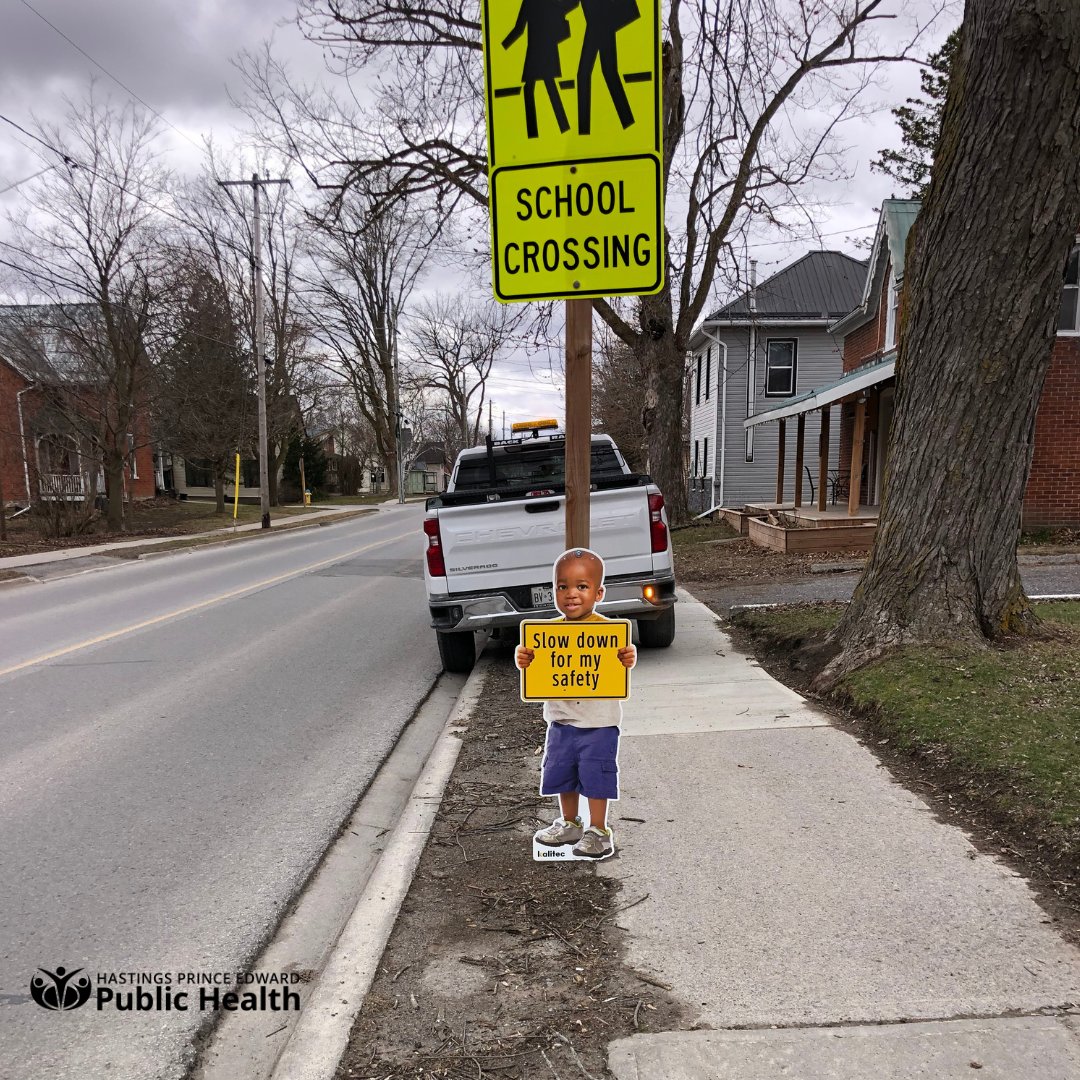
565, 298, 592, 549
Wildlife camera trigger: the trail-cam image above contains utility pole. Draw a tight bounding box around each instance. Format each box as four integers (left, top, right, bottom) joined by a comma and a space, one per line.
218, 172, 290, 529
502, 410, 506, 439
488, 399, 493, 439
392, 304, 406, 505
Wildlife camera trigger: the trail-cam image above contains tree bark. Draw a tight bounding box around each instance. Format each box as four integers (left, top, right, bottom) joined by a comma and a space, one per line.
214, 464, 226, 515
821, 0, 1080, 684
639, 288, 688, 521
104, 451, 126, 532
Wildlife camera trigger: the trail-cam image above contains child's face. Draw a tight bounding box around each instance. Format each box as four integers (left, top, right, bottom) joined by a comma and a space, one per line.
554, 557, 604, 619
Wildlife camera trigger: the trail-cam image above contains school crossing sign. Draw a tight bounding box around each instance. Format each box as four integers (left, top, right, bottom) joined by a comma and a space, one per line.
482, 0, 663, 302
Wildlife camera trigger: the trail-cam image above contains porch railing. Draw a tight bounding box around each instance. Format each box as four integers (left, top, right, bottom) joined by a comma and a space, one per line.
40, 473, 87, 498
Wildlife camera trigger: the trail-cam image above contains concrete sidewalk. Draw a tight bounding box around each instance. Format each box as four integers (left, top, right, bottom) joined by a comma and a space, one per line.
604, 590, 1080, 1078
0, 504, 387, 572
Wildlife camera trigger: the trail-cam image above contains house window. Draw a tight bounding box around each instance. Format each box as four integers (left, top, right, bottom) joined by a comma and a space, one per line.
704, 347, 711, 402
240, 458, 259, 488
764, 339, 798, 397
703, 436, 709, 478
185, 458, 214, 487
1060, 245, 1080, 333
693, 439, 700, 477
127, 433, 138, 479
885, 273, 899, 349
695, 354, 702, 405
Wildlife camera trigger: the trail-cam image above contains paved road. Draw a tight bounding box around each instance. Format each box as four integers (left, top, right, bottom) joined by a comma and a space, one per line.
0, 505, 441, 1080
687, 559, 1080, 610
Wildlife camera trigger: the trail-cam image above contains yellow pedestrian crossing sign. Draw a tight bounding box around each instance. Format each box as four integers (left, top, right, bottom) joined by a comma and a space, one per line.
482, 0, 664, 303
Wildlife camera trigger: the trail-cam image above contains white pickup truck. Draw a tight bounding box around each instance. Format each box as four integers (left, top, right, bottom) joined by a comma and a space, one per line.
422, 430, 677, 672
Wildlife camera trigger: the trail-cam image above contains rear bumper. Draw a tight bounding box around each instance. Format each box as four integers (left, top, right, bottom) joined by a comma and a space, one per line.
428, 573, 677, 632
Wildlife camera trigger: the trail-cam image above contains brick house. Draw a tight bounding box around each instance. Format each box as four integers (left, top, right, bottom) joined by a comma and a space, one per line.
0, 304, 154, 508
744, 199, 1080, 529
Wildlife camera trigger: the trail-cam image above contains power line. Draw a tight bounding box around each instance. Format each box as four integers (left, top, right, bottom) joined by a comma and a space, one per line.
18, 0, 206, 155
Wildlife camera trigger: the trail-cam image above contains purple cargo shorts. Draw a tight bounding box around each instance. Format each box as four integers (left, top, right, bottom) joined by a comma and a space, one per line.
540, 722, 620, 801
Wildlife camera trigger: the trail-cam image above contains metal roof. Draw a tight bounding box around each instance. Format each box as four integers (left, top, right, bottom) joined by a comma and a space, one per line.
706, 250, 868, 322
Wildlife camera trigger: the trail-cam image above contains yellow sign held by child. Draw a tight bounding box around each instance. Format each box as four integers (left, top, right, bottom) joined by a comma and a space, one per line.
520, 619, 632, 700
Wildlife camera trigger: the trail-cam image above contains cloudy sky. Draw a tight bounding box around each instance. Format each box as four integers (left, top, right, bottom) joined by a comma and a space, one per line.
0, 0, 957, 428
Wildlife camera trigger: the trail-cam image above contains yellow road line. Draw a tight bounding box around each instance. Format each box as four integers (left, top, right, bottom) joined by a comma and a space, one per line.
0, 527, 418, 680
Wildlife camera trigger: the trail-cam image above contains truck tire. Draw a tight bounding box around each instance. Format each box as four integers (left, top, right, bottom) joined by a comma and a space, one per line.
637, 606, 675, 649
437, 630, 477, 673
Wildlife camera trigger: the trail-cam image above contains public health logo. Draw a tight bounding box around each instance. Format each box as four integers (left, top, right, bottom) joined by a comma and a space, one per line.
30, 966, 93, 1011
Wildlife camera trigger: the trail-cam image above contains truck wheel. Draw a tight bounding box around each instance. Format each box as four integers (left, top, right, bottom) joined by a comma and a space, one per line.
437, 630, 477, 673
637, 606, 676, 649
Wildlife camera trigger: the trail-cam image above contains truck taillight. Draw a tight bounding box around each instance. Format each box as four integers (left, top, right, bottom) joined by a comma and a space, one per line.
423, 518, 446, 576
648, 493, 668, 553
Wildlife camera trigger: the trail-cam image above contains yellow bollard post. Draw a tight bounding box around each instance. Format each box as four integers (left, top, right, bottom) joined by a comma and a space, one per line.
233, 453, 241, 520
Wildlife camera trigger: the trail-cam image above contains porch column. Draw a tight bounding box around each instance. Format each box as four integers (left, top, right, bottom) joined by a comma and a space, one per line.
775, 418, 786, 504
848, 396, 866, 517
794, 413, 805, 507
818, 406, 830, 513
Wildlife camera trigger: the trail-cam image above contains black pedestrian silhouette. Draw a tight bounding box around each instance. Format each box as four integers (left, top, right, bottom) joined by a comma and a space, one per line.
577, 0, 639, 135
502, 0, 579, 139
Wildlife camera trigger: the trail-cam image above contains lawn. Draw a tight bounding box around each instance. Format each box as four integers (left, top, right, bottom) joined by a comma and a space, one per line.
0, 498, 319, 558
732, 601, 1080, 830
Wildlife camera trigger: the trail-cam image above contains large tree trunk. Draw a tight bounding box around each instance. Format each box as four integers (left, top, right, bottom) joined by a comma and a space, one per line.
214, 465, 226, 515
104, 451, 126, 532
638, 290, 689, 523
821, 0, 1080, 684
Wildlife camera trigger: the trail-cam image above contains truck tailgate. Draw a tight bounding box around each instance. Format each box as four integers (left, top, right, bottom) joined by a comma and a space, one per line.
437, 488, 654, 594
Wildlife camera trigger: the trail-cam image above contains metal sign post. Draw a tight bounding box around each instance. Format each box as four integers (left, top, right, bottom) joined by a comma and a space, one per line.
481, 0, 662, 550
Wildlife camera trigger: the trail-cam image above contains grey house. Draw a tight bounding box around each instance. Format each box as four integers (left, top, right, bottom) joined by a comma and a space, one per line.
687, 250, 867, 513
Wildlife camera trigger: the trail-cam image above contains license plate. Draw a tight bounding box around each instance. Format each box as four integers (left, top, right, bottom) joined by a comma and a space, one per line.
531, 585, 553, 607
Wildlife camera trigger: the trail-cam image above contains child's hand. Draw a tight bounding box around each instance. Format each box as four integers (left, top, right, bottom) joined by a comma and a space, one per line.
617, 644, 637, 669
515, 645, 535, 669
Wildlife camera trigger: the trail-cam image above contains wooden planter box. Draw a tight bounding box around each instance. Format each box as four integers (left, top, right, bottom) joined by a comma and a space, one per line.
719, 508, 752, 535
747, 515, 877, 553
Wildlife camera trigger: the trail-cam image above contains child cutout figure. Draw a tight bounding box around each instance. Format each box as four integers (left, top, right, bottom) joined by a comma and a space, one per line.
516, 548, 636, 860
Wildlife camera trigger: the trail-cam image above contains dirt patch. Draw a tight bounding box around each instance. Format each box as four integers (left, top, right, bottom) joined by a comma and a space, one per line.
336, 658, 685, 1080
717, 606, 1080, 949
675, 533, 867, 584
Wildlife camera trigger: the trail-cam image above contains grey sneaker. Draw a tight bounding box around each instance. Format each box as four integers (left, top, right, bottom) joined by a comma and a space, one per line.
572, 827, 614, 859
535, 817, 583, 846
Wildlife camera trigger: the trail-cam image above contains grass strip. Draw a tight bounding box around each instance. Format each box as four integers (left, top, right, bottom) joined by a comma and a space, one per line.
732, 601, 1080, 830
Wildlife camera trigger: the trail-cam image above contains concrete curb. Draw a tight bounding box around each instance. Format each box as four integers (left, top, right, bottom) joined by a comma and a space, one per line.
0, 573, 37, 590
267, 656, 491, 1080
727, 594, 1080, 616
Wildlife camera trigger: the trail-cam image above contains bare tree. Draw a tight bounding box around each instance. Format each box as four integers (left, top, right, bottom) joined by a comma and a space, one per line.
407, 295, 516, 452
593, 331, 650, 473
302, 186, 432, 496
820, 0, 1080, 682
0, 87, 166, 530
242, 0, 943, 521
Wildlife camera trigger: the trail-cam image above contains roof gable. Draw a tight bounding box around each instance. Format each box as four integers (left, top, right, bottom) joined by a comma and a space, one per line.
0, 303, 103, 385
829, 199, 921, 338
706, 250, 869, 322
